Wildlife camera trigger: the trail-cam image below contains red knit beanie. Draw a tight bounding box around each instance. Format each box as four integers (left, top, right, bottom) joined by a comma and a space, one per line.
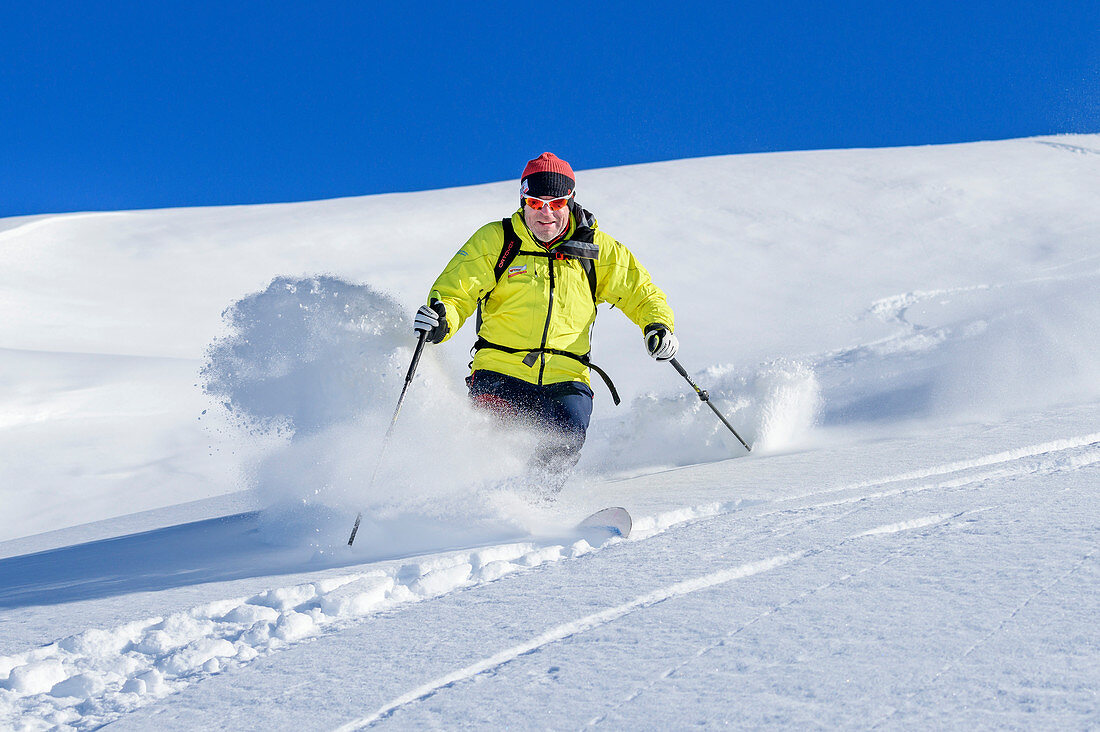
521, 152, 575, 198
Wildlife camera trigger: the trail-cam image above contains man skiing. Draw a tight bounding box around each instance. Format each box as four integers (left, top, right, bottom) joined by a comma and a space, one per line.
413, 152, 677, 486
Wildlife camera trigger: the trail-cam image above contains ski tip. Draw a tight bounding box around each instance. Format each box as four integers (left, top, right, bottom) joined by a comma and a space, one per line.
577, 506, 632, 539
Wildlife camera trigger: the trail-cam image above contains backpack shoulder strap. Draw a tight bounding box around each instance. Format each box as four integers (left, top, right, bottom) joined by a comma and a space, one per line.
579, 258, 597, 303
477, 218, 522, 333
569, 223, 599, 303
494, 218, 522, 282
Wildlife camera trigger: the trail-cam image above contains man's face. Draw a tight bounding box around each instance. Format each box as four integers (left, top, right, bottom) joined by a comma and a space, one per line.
523, 196, 571, 243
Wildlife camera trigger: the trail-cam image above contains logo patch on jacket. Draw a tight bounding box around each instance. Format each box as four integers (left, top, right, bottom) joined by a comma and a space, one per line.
507, 264, 528, 278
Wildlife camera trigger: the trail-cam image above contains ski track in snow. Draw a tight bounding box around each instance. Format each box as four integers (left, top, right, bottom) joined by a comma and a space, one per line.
2, 432, 1098, 730
342, 512, 975, 731
870, 548, 1098, 729
337, 434, 1098, 729
352, 434, 1099, 730
863, 268, 1100, 333
334, 552, 808, 731
1033, 139, 1100, 157
586, 508, 979, 728
597, 463, 1094, 731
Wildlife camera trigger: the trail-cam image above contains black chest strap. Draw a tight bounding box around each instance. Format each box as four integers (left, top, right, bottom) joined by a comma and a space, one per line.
472, 337, 621, 406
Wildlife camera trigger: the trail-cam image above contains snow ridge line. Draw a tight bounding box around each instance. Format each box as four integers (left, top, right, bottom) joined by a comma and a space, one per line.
0, 211, 137, 243
801, 445, 1100, 513
338, 510, 974, 730
781, 432, 1100, 506
847, 513, 958, 538
632, 436, 1100, 545
0, 536, 603, 730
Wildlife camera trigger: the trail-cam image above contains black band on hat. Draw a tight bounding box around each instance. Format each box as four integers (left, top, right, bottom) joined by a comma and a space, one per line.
522, 171, 575, 198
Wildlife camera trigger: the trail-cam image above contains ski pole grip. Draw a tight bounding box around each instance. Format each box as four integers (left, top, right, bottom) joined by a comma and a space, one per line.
405, 330, 429, 384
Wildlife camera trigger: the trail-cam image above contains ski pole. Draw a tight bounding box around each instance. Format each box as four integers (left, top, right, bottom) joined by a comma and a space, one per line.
348, 329, 429, 546
668, 357, 751, 453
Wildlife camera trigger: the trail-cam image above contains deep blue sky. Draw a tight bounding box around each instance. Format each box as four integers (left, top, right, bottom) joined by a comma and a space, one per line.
2, 1, 1098, 218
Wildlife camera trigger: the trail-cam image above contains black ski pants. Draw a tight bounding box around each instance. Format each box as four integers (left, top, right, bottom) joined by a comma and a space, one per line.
466, 369, 593, 473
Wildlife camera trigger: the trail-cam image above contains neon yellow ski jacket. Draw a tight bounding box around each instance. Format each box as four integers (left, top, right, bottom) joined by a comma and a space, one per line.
427, 208, 674, 388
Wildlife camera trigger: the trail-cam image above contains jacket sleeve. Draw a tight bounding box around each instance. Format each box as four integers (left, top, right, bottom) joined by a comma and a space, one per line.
594, 233, 675, 332
426, 222, 502, 343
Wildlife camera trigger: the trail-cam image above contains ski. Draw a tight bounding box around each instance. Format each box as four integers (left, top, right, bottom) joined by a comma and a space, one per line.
576, 506, 631, 539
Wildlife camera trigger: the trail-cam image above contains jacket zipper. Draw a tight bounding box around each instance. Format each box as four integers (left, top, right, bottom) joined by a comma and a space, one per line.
537, 256, 556, 385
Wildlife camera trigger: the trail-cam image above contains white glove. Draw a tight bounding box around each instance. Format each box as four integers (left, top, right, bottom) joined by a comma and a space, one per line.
645, 324, 678, 361
413, 302, 448, 343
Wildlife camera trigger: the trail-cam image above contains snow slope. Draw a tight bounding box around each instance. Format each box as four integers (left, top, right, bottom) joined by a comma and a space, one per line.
1, 136, 1098, 729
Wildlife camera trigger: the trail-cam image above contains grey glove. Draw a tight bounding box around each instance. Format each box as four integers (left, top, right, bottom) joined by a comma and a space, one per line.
413, 301, 449, 344
644, 324, 678, 361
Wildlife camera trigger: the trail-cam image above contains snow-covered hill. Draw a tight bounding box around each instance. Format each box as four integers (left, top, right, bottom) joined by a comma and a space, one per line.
1, 136, 1098, 729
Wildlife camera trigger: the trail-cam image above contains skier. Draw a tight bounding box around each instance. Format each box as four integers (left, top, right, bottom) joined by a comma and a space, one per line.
413, 152, 677, 488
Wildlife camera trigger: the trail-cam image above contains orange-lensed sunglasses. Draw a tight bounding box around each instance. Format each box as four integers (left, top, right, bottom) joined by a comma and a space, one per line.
522, 195, 572, 211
